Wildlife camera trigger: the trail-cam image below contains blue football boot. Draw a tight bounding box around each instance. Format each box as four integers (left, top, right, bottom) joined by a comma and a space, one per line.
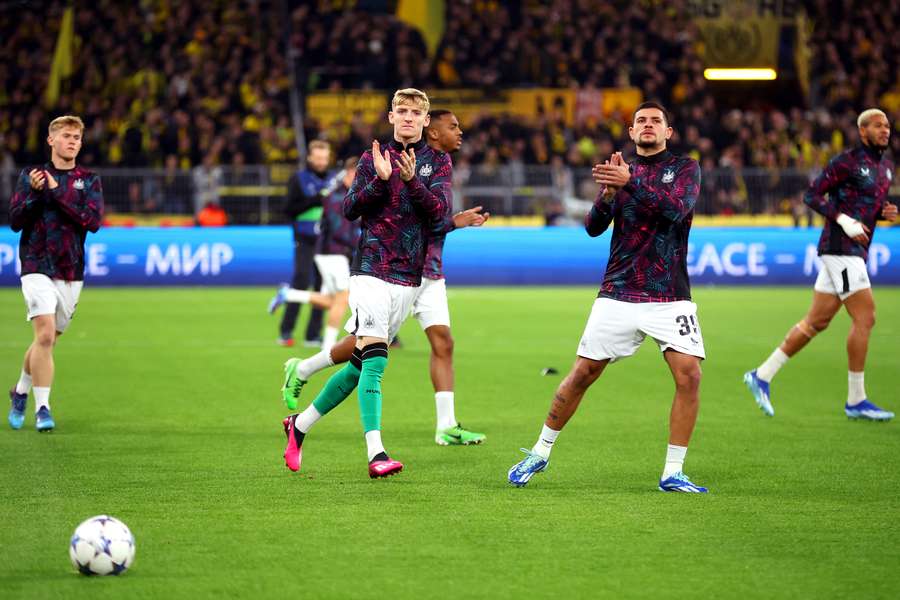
659, 471, 708, 493
743, 370, 774, 417
507, 448, 548, 487
8, 389, 26, 430
35, 406, 55, 432
845, 399, 894, 422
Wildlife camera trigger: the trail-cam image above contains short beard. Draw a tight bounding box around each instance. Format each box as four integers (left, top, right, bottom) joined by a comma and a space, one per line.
636, 138, 660, 149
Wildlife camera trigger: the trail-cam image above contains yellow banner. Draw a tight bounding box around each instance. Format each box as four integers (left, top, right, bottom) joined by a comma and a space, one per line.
306, 92, 387, 126
396, 0, 445, 58
696, 17, 781, 68
45, 6, 74, 108
507, 89, 576, 123
306, 88, 644, 128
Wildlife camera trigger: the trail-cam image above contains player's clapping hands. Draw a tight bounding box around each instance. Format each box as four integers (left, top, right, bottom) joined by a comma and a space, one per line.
29, 169, 46, 190
592, 152, 628, 201
452, 206, 490, 229
883, 202, 898, 221
397, 148, 416, 182
28, 169, 59, 191
372, 140, 393, 181
595, 152, 630, 189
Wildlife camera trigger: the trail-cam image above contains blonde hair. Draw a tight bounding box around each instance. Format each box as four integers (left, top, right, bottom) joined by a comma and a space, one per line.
391, 88, 430, 113
48, 115, 85, 135
308, 139, 330, 154
857, 108, 887, 128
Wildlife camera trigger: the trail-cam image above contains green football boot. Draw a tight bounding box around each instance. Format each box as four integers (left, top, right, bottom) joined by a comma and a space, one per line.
435, 423, 486, 446
281, 358, 306, 410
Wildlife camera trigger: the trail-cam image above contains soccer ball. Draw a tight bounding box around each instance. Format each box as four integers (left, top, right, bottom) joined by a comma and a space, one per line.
69, 515, 135, 575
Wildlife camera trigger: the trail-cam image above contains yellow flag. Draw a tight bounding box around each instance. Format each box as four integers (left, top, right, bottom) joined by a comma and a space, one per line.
396, 0, 445, 59
45, 6, 74, 108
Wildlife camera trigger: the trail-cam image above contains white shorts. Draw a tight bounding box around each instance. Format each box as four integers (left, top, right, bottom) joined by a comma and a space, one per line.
345, 275, 419, 342
314, 254, 351, 295
814, 255, 871, 300
577, 297, 706, 362
21, 273, 83, 333
412, 277, 451, 330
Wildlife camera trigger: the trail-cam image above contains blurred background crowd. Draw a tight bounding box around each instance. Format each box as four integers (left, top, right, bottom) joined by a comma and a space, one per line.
2, 0, 900, 220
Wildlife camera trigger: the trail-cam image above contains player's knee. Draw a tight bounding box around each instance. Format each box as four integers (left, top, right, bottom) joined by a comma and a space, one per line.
433, 332, 454, 357
571, 360, 603, 389
853, 310, 875, 330
673, 364, 702, 393
35, 330, 55, 348
802, 317, 828, 335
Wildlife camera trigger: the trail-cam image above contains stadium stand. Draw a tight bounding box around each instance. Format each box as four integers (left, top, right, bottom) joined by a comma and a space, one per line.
1, 0, 899, 222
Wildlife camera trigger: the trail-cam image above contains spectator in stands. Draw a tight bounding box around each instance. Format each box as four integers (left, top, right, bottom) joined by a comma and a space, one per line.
192, 154, 223, 216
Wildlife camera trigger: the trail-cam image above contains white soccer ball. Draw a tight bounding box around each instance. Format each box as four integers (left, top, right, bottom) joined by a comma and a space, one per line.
69, 515, 135, 576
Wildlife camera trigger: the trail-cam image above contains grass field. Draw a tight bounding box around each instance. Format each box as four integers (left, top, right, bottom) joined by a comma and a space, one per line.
1, 286, 898, 599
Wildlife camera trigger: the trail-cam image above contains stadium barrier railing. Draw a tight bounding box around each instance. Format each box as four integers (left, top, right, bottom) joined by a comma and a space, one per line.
2, 164, 895, 227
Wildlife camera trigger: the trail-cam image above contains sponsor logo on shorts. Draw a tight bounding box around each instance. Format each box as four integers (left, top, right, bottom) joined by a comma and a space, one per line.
364, 315, 375, 329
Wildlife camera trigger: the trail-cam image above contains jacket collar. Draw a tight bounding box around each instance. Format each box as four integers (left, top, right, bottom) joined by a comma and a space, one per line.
634, 149, 672, 165
859, 143, 885, 160
389, 137, 428, 153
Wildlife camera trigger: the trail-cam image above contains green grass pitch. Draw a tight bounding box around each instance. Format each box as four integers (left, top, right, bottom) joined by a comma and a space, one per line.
1, 286, 898, 599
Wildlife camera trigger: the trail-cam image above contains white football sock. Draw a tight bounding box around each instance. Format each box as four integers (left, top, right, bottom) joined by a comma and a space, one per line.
15, 370, 32, 395
365, 430, 386, 462
322, 326, 339, 352
296, 349, 334, 380
33, 386, 50, 412
295, 404, 322, 433
662, 444, 687, 480
532, 424, 559, 460
285, 288, 312, 303
847, 371, 866, 406
756, 347, 789, 382
434, 391, 456, 431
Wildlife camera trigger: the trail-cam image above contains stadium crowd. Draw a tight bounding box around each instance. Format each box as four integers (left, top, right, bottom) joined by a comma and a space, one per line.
2, 0, 900, 216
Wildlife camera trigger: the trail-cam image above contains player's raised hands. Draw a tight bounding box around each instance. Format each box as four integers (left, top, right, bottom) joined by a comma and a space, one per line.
595, 158, 631, 188
397, 148, 416, 182
29, 169, 46, 190
372, 141, 392, 181
44, 171, 58, 190
593, 153, 627, 201
883, 202, 898, 222
452, 206, 490, 229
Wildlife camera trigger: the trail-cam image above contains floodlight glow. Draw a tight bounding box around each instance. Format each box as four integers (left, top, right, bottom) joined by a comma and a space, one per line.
703, 68, 777, 81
